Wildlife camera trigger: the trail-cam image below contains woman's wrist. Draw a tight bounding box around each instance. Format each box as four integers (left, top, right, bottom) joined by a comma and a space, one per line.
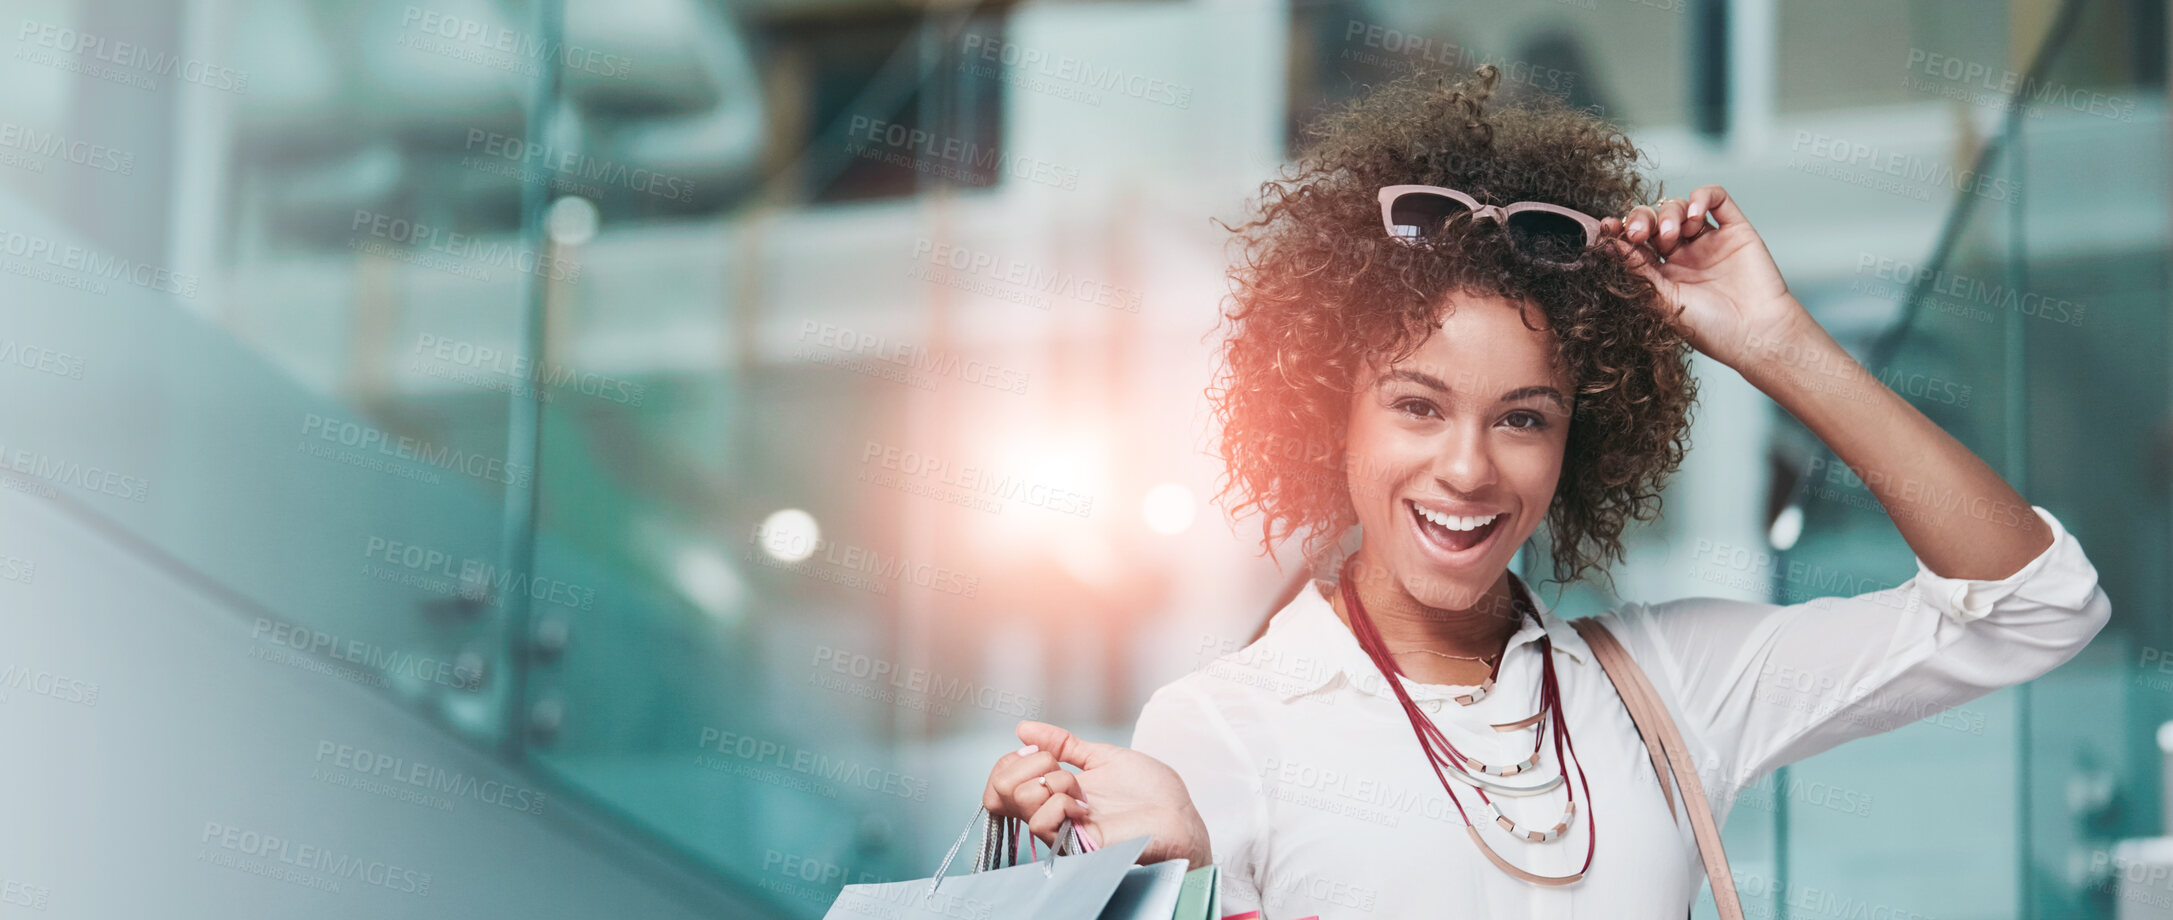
1718, 295, 1820, 374
1725, 302, 1863, 399
1177, 804, 1215, 870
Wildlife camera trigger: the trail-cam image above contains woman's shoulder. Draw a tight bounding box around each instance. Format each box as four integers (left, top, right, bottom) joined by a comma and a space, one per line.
1131, 584, 1344, 755
1159, 581, 1349, 706
1132, 660, 1281, 770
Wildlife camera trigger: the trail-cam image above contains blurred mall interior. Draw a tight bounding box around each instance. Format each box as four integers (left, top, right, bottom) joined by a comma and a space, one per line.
0, 0, 2167, 916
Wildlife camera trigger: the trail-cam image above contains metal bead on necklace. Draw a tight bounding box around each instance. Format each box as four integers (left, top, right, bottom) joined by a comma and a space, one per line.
1391, 646, 1503, 705
1339, 559, 1598, 887
1395, 633, 1561, 795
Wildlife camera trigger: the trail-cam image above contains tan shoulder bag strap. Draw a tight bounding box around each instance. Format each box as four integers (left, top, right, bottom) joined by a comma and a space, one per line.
1568, 617, 1744, 920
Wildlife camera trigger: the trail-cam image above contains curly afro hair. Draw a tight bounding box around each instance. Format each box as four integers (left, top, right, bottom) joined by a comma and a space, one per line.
1209, 64, 1697, 590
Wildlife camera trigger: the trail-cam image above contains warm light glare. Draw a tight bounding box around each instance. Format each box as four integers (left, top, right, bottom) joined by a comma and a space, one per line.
1057, 531, 1124, 587
759, 508, 820, 562
1142, 482, 1197, 535
969, 429, 1112, 555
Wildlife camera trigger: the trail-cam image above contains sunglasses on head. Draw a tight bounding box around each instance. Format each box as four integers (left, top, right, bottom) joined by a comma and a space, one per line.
1377, 184, 1603, 266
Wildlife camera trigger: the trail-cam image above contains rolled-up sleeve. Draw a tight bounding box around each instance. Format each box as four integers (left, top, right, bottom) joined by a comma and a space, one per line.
1610, 505, 2112, 785
1131, 679, 1269, 915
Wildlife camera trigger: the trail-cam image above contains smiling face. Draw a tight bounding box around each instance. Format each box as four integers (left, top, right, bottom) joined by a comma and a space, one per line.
1344, 291, 1574, 612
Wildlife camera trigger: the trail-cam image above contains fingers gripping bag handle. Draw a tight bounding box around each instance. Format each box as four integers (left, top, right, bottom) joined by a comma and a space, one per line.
959, 807, 1092, 877
823, 805, 1147, 920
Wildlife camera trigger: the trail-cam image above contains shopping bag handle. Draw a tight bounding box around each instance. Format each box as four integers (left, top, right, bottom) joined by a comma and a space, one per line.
927, 807, 1085, 897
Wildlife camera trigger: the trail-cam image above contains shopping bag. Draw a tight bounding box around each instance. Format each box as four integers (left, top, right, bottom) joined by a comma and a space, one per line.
823, 808, 1149, 920
1171, 866, 1219, 920
1096, 858, 1188, 919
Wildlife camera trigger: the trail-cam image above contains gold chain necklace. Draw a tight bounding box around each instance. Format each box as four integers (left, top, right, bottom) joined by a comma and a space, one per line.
1392, 647, 1502, 664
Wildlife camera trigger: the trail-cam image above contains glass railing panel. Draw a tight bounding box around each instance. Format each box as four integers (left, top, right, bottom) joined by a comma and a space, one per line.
0, 0, 566, 745
2004, 2, 2169, 915
506, 5, 960, 914
1764, 1, 2169, 917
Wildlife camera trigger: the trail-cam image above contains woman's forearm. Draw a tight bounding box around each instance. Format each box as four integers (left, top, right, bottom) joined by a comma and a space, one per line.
1728, 302, 2054, 581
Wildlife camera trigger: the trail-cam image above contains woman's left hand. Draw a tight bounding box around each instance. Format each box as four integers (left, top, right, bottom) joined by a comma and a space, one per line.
1600, 185, 1811, 369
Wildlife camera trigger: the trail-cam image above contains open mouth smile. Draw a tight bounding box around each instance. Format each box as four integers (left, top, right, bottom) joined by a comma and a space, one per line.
1406, 499, 1506, 564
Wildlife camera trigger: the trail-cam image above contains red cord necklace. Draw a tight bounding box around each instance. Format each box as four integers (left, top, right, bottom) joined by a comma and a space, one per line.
1337, 559, 1597, 885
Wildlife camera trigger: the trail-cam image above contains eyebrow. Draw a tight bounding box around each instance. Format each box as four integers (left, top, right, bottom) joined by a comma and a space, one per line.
1377, 370, 1571, 411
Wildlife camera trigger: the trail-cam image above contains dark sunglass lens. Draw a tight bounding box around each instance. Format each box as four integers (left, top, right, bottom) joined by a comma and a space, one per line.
1505, 211, 1590, 262
1388, 193, 1467, 239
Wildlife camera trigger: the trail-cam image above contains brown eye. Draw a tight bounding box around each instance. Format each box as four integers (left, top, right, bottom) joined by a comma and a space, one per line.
1503, 410, 1548, 431
1395, 398, 1440, 419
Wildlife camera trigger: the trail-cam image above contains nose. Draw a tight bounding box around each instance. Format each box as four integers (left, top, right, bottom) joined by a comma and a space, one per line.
1430, 421, 1498, 497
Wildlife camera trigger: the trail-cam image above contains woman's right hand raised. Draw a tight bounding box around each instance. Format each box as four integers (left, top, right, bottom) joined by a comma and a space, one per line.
980, 720, 1214, 870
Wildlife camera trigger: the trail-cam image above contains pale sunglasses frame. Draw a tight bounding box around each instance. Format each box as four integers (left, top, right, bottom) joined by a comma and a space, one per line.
1376, 184, 1604, 265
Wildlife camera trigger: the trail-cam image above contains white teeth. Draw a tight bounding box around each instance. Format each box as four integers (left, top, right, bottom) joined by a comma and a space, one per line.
1414, 504, 1501, 532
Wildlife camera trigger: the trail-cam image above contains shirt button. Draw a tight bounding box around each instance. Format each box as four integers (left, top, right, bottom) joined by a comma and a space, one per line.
1420, 699, 1444, 714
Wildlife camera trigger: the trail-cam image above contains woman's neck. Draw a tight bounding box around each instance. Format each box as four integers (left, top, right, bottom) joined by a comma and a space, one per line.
1329, 548, 1528, 685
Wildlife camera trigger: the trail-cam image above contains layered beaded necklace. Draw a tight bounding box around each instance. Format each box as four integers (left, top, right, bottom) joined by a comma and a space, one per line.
1337, 559, 1597, 885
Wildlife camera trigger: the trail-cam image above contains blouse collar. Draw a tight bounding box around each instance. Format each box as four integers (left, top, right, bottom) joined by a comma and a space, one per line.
1249, 571, 1591, 704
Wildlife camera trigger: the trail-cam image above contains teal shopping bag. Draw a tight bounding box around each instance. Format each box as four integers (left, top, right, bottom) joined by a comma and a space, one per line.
1096, 859, 1189, 919
1170, 866, 1220, 920
824, 809, 1149, 920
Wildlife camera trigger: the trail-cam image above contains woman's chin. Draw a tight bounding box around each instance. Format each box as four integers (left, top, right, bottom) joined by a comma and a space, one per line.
1399, 565, 1503, 613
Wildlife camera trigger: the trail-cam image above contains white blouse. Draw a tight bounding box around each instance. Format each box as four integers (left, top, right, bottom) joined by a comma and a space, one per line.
1131, 506, 2110, 919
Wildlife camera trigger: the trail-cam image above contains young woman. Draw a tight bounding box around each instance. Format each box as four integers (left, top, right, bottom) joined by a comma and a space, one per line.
979, 66, 2109, 917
